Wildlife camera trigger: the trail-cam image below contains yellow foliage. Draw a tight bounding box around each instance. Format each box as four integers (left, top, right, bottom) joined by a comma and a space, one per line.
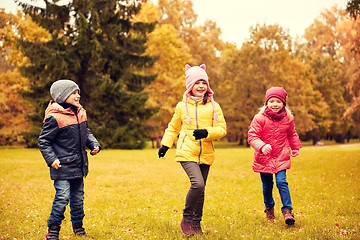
143, 23, 191, 137
133, 2, 159, 23
0, 10, 50, 145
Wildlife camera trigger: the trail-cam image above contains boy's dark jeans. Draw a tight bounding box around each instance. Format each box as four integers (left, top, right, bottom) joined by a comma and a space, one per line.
180, 161, 210, 223
47, 178, 85, 227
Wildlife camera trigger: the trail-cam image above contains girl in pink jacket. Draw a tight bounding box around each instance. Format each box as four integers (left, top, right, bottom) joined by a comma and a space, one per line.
248, 87, 302, 225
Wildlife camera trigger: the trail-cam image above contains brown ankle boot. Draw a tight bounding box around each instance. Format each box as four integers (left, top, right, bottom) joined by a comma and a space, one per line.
192, 221, 203, 234
264, 207, 275, 221
180, 219, 194, 236
282, 209, 295, 225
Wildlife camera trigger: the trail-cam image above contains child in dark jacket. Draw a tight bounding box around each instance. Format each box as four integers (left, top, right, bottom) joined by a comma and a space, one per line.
248, 87, 301, 225
38, 79, 101, 240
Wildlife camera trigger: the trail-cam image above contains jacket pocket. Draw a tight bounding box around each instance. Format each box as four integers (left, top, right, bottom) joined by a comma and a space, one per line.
58, 154, 81, 168
50, 154, 83, 180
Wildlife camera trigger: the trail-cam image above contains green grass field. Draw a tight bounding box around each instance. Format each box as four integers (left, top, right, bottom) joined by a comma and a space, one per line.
0, 144, 359, 239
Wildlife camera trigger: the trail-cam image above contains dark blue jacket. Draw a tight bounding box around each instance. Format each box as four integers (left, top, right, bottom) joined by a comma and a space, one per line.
38, 101, 100, 180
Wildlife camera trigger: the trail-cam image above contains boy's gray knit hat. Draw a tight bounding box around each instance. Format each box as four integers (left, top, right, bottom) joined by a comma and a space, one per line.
50, 79, 80, 103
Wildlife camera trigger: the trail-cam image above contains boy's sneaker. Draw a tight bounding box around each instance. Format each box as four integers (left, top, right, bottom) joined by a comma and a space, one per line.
72, 222, 87, 236
282, 209, 295, 225
264, 207, 275, 221
45, 224, 60, 240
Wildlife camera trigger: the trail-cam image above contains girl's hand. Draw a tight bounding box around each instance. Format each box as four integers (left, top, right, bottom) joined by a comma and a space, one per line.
291, 150, 299, 157
91, 146, 100, 155
261, 144, 272, 155
193, 129, 208, 140
51, 159, 61, 169
158, 146, 169, 158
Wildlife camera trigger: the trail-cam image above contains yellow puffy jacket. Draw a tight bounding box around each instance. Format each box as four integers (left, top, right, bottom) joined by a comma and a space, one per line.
161, 97, 227, 165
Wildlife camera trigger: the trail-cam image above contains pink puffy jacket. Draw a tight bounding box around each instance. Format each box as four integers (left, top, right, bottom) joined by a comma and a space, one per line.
248, 111, 302, 174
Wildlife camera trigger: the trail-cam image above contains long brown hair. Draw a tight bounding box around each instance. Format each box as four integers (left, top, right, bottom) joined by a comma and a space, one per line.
203, 92, 209, 104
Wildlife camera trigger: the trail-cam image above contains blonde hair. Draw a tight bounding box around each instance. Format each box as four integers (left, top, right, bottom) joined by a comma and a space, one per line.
258, 105, 294, 122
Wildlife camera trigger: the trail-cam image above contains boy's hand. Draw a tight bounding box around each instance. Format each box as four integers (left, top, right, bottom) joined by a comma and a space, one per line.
291, 149, 299, 157
51, 159, 61, 169
91, 146, 100, 155
261, 144, 272, 155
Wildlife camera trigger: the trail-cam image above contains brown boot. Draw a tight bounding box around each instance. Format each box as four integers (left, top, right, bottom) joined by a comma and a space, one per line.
282, 209, 295, 225
180, 219, 194, 236
192, 221, 203, 234
264, 207, 275, 221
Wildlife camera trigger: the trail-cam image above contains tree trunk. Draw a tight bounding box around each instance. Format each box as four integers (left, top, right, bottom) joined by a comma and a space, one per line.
334, 133, 345, 143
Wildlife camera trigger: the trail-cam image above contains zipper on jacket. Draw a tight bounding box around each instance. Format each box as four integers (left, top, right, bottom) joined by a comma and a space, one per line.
75, 112, 85, 176
196, 102, 202, 164
180, 134, 187, 149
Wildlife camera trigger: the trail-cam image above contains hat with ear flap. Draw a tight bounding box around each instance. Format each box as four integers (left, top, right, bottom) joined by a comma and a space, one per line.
183, 64, 219, 124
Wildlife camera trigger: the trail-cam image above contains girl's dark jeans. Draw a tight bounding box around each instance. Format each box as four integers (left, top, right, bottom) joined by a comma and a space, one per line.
180, 161, 210, 223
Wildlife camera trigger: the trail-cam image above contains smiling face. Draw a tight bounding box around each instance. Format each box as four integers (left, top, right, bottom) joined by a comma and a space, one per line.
65, 90, 81, 107
267, 97, 284, 113
191, 80, 208, 97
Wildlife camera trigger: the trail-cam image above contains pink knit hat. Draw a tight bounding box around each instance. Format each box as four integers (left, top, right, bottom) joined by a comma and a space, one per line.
184, 64, 219, 124
265, 87, 287, 106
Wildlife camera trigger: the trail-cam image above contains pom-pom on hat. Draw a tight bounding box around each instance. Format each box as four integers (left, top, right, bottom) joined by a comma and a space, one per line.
50, 79, 80, 103
183, 64, 219, 124
265, 86, 287, 106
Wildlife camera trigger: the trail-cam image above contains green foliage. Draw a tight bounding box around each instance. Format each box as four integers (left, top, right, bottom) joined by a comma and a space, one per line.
17, 0, 157, 148
0, 144, 359, 239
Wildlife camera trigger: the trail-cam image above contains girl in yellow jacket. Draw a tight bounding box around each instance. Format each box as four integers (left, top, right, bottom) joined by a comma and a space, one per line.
158, 64, 227, 236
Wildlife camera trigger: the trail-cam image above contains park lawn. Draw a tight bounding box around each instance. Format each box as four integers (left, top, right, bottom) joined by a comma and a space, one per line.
0, 145, 359, 239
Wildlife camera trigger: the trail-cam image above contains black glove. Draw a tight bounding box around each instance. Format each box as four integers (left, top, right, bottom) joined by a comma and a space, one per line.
193, 129, 208, 140
158, 146, 169, 158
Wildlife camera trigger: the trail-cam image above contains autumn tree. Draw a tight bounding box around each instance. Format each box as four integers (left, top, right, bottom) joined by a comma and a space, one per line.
158, 0, 224, 85
16, 0, 157, 148
132, 2, 192, 147
144, 23, 192, 147
159, 0, 224, 91
218, 24, 325, 144
157, 0, 197, 31
304, 6, 360, 141
0, 10, 51, 145
140, 0, 223, 148
346, 0, 360, 19
149, 0, 224, 144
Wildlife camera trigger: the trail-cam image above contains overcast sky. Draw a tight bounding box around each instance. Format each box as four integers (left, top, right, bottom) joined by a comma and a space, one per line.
190, 0, 348, 46
1, 0, 349, 46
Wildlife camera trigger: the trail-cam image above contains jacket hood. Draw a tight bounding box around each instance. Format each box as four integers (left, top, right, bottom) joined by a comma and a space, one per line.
44, 100, 82, 119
